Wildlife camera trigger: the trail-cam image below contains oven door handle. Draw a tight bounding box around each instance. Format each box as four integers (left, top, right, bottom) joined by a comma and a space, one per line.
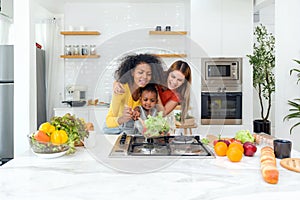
201, 92, 242, 96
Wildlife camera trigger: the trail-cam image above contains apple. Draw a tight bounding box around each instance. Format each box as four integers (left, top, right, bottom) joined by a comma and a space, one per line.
243, 142, 257, 156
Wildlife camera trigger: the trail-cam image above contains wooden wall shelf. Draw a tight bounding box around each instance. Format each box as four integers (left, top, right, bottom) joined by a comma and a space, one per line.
149, 31, 187, 35
60, 31, 101, 35
155, 54, 187, 58
60, 55, 100, 58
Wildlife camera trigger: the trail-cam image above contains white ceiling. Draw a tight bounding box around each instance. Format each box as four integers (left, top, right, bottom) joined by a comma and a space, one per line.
36, 0, 186, 14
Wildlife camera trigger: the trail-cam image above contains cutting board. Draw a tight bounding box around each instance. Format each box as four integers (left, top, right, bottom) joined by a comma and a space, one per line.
280, 158, 300, 173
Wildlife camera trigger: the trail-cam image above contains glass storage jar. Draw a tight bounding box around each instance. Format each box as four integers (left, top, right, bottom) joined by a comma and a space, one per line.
90, 45, 96, 55
81, 45, 89, 55
73, 45, 80, 55
64, 45, 72, 55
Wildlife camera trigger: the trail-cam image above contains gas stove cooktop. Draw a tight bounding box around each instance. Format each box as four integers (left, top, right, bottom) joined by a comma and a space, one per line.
109, 133, 215, 158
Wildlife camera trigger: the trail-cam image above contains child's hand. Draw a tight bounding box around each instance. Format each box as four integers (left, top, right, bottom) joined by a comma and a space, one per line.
132, 108, 141, 120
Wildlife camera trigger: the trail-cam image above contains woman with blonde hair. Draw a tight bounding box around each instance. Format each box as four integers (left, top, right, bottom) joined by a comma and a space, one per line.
157, 60, 192, 122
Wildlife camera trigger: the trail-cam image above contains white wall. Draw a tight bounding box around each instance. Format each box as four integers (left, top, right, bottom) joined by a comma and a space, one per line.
63, 2, 189, 104
14, 0, 32, 156
275, 0, 300, 151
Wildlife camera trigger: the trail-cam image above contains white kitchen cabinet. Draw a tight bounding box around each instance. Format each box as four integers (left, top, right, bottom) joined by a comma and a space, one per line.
53, 107, 109, 133
88, 108, 109, 134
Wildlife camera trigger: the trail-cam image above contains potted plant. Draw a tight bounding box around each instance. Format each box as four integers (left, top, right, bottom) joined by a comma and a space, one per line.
283, 59, 300, 134
247, 24, 275, 134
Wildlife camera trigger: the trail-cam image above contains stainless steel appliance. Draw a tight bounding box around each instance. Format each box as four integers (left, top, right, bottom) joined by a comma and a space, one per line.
36, 48, 46, 128
202, 57, 242, 87
63, 85, 87, 107
109, 133, 215, 158
0, 45, 14, 165
201, 57, 242, 125
66, 85, 87, 101
201, 92, 242, 125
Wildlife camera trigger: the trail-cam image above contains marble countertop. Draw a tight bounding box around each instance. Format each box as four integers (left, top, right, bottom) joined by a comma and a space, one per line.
1, 134, 300, 200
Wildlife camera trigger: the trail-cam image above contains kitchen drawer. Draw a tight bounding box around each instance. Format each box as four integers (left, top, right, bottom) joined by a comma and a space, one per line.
89, 108, 109, 133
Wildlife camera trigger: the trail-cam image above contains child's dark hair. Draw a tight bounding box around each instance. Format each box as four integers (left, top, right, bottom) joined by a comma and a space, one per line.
141, 83, 158, 98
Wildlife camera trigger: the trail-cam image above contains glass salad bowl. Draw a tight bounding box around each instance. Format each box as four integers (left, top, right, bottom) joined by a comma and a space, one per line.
28, 133, 70, 155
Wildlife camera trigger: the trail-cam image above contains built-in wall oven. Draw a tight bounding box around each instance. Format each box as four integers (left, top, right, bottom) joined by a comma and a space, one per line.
201, 92, 242, 125
201, 57, 242, 125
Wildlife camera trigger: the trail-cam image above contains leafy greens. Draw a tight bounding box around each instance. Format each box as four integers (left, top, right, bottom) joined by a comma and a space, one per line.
144, 112, 170, 138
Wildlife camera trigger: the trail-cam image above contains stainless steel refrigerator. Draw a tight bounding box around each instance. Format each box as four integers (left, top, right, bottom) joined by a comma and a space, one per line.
0, 45, 14, 165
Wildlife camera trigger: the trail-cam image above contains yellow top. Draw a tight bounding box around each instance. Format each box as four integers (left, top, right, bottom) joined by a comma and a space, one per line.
105, 83, 141, 128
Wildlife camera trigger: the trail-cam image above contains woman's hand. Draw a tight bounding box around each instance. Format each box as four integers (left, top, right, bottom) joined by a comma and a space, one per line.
113, 82, 125, 94
85, 122, 94, 131
117, 105, 133, 124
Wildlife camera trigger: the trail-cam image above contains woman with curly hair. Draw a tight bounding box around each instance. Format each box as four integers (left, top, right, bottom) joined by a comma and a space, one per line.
114, 60, 192, 123
103, 53, 164, 134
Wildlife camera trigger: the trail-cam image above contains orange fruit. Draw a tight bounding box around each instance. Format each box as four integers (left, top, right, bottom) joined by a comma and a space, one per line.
227, 147, 243, 162
228, 142, 244, 153
214, 141, 228, 156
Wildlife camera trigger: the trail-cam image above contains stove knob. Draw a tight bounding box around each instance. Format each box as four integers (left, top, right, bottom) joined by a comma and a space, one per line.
120, 138, 126, 145
194, 135, 200, 142
121, 132, 127, 138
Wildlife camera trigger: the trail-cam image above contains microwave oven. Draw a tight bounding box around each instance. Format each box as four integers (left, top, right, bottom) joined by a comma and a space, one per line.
201, 57, 242, 87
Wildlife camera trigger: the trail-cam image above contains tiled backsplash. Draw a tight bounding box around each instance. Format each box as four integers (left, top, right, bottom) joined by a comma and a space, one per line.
63, 2, 189, 103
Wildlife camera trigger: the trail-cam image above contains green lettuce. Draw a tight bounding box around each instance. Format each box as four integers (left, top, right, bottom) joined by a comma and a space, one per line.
144, 112, 170, 138
234, 129, 255, 143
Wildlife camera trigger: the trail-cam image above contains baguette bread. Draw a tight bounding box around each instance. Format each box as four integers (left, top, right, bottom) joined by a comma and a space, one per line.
260, 146, 279, 184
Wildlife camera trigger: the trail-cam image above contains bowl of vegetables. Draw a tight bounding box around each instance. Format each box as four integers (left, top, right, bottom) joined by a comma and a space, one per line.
28, 129, 70, 158
28, 114, 89, 158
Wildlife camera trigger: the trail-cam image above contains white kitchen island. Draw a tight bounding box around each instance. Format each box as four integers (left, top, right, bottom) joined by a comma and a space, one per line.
1, 134, 300, 200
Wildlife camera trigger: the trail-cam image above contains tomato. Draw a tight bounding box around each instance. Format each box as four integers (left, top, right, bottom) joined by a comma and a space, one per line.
34, 130, 50, 142
50, 130, 68, 145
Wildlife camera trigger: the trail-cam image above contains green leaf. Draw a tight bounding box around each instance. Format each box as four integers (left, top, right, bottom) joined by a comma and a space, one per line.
50, 113, 89, 154
144, 112, 170, 138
